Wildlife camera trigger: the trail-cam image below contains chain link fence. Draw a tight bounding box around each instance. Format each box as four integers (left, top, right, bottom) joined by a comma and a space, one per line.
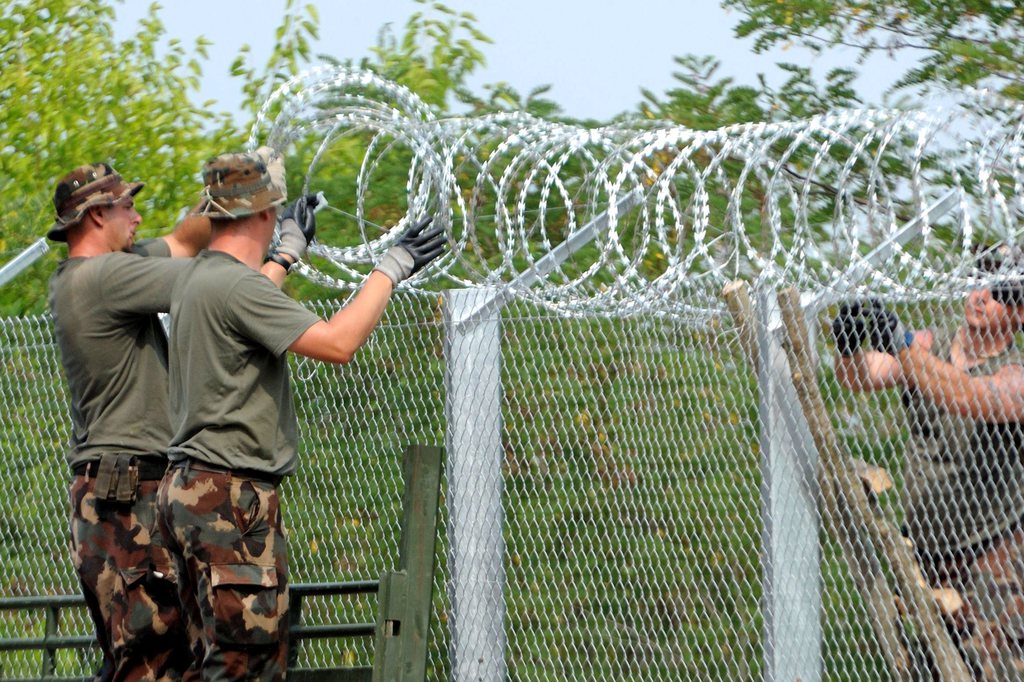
3, 65, 1024, 680
4, 274, 1017, 680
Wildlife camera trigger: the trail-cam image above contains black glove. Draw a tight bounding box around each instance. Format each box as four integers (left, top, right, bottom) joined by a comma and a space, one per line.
280, 192, 321, 246
373, 215, 446, 284
266, 193, 323, 270
991, 282, 1024, 307
831, 301, 869, 357
867, 305, 913, 355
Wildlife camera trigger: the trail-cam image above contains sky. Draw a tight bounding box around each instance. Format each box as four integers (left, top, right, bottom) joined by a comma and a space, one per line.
110, 0, 916, 124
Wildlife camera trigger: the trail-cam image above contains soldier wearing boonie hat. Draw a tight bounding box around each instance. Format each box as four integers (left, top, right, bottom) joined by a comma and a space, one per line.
48, 153, 322, 679
48, 162, 144, 242
193, 151, 286, 219
156, 149, 446, 680
831, 242, 1024, 678
46, 161, 212, 680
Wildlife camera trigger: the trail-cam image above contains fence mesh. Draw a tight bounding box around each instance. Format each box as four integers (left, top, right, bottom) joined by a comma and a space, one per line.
7, 64, 1024, 681
10, 262, 1024, 680
3, 278, 1013, 680
495, 302, 762, 680
0, 297, 447, 678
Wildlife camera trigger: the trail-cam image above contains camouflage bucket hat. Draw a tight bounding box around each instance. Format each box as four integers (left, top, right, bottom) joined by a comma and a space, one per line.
48, 163, 144, 241
194, 152, 285, 219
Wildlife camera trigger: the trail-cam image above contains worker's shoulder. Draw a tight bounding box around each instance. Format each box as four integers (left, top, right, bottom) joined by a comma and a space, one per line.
178, 250, 265, 303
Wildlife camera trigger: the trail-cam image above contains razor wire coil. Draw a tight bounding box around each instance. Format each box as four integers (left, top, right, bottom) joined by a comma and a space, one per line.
7, 67, 1024, 682
249, 67, 1024, 319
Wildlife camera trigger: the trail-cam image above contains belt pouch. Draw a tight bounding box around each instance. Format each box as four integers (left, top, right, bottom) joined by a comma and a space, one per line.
93, 454, 138, 502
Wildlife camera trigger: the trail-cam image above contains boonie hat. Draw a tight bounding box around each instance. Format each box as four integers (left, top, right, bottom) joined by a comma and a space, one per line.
48, 163, 144, 241
194, 152, 285, 219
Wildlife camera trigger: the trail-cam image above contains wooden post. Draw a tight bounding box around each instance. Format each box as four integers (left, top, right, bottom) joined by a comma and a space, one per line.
722, 280, 758, 371
373, 444, 443, 682
396, 444, 442, 681
723, 280, 909, 680
776, 287, 970, 682
374, 570, 409, 682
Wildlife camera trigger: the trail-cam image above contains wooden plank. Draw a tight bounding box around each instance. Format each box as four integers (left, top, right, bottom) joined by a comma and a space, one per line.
373, 443, 443, 681
851, 456, 894, 496
723, 281, 911, 680
899, 538, 965, 618
777, 287, 971, 682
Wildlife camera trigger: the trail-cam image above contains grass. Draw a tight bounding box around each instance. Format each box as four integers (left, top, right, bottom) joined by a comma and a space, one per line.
0, 297, 944, 680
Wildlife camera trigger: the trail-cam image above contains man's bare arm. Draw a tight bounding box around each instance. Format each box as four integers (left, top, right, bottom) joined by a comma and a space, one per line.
161, 208, 212, 257
834, 330, 932, 392
260, 259, 289, 288
288, 271, 394, 364
286, 214, 446, 364
835, 350, 904, 392
899, 345, 1024, 423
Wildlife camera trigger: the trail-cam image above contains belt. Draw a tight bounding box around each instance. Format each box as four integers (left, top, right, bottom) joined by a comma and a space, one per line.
72, 457, 168, 481
171, 458, 282, 487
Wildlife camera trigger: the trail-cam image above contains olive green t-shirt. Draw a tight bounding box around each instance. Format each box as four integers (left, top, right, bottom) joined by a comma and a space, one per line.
167, 250, 320, 476
48, 239, 183, 467
901, 329, 1024, 556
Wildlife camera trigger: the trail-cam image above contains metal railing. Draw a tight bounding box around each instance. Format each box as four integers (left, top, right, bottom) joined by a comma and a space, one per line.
0, 444, 443, 682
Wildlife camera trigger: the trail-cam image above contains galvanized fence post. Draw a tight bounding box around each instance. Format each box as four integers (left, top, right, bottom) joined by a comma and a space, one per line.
444, 288, 508, 682
756, 285, 823, 682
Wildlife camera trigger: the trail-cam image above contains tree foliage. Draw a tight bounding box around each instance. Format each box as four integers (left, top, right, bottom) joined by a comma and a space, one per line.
636, 55, 859, 129
0, 0, 236, 313
361, 0, 492, 113
0, 0, 325, 315
230, 0, 321, 120
723, 0, 1024, 99
457, 81, 565, 120
2, 0, 1018, 313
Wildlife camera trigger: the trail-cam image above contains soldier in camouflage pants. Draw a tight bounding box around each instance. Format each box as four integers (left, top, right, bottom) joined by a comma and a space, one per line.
157, 151, 443, 680
157, 463, 288, 678
70, 477, 192, 681
832, 246, 1024, 679
48, 159, 313, 681
47, 162, 212, 680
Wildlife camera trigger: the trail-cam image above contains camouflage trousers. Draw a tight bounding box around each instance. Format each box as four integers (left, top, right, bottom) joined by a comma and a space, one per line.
921, 526, 1024, 680
156, 462, 289, 682
69, 474, 193, 681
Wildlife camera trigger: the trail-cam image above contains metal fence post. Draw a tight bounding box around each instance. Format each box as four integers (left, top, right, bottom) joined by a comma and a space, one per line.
438, 194, 642, 681
444, 288, 508, 681
0, 238, 48, 288
756, 286, 823, 682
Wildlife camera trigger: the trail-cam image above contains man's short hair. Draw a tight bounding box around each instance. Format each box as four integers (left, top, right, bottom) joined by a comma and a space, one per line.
973, 242, 1024, 306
